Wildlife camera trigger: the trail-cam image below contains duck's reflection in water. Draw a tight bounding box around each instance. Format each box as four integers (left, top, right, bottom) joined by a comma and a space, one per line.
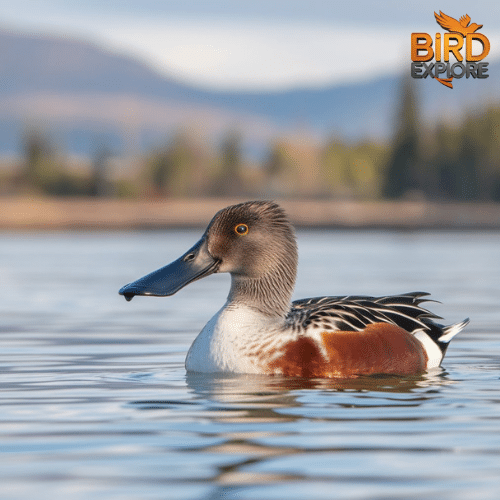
185, 368, 453, 412
131, 370, 456, 495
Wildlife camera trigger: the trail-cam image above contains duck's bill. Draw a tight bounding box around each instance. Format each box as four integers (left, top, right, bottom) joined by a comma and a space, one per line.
119, 237, 218, 301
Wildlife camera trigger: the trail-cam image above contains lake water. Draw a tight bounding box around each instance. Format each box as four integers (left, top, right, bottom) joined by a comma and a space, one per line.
1, 229, 499, 500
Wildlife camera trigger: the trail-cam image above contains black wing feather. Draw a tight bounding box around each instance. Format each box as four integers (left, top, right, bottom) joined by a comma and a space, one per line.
287, 292, 440, 333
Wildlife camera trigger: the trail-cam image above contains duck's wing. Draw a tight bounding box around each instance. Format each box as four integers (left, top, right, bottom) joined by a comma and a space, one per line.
274, 292, 469, 377
288, 291, 441, 334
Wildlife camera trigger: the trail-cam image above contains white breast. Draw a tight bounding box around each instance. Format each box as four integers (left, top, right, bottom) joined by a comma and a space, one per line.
185, 304, 284, 374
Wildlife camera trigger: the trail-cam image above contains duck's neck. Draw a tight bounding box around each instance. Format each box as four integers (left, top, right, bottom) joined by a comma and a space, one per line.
227, 255, 297, 320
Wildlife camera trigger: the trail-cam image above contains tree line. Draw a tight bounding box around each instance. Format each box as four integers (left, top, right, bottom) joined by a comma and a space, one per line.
2, 78, 500, 201
383, 77, 500, 201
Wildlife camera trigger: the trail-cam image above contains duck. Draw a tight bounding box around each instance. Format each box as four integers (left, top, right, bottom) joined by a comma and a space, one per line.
119, 201, 469, 378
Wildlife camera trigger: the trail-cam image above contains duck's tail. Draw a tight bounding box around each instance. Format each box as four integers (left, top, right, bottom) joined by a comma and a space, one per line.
414, 318, 469, 369
438, 318, 470, 344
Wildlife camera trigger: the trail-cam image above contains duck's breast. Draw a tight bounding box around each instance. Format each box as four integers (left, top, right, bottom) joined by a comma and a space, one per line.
185, 305, 278, 374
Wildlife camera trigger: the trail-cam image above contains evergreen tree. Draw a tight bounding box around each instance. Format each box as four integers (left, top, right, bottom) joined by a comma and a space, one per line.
212, 131, 243, 196
457, 125, 480, 201
383, 77, 420, 198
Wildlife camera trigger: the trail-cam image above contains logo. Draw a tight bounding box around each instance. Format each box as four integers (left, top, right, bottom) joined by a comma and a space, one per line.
411, 11, 490, 88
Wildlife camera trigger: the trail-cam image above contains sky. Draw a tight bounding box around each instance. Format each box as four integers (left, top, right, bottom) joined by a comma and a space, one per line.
1, 0, 499, 91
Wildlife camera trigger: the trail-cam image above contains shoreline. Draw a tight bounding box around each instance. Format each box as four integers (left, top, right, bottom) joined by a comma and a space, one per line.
1, 197, 500, 230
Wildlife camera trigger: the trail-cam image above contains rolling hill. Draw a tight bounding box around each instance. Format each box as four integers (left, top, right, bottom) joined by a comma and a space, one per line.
0, 28, 498, 157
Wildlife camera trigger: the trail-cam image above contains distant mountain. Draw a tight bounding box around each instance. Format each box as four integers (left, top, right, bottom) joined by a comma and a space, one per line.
0, 28, 498, 157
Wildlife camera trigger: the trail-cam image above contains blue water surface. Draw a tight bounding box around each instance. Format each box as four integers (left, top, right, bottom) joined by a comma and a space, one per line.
0, 230, 499, 500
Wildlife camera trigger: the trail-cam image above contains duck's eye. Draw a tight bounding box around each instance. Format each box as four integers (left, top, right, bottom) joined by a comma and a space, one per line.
234, 223, 249, 236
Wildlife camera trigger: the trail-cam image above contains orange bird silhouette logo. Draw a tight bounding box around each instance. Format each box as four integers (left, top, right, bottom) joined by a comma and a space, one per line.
432, 12, 484, 88
411, 12, 489, 90
434, 11, 483, 36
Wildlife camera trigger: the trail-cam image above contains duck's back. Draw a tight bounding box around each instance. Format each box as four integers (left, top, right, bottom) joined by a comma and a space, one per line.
265, 292, 469, 377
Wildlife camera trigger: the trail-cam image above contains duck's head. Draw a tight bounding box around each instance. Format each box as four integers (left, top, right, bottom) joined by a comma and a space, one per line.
119, 201, 298, 314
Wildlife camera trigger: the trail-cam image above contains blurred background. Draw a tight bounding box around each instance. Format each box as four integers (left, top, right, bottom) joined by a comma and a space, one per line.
2, 5, 500, 499
1, 0, 500, 225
